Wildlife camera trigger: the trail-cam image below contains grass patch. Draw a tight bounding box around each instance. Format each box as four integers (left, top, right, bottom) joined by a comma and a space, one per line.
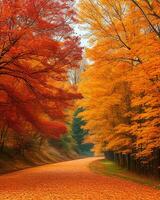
90, 159, 160, 189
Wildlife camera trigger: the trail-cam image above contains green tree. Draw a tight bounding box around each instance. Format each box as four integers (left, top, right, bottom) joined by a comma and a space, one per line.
71, 108, 93, 156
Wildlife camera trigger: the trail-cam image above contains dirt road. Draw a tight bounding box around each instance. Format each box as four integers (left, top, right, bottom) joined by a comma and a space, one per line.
0, 157, 159, 200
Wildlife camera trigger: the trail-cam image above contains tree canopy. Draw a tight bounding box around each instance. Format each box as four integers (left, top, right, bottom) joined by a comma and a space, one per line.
78, 0, 160, 161
0, 0, 82, 140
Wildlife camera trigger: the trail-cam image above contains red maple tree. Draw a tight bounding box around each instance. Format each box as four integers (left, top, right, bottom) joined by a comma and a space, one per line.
0, 0, 82, 139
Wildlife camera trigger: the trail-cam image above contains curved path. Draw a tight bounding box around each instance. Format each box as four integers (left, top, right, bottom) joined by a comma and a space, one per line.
0, 157, 159, 200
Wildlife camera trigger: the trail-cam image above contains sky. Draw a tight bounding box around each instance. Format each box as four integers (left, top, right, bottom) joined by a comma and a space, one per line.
73, 0, 90, 48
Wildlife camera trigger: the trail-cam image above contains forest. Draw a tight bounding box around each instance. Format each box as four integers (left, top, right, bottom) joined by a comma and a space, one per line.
78, 0, 160, 177
0, 0, 88, 173
0, 0, 160, 179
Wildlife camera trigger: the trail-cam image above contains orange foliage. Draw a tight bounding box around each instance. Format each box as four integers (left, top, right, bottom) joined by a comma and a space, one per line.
78, 0, 160, 160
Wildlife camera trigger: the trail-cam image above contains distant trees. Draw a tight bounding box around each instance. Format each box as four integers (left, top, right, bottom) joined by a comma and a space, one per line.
78, 0, 160, 175
0, 0, 82, 153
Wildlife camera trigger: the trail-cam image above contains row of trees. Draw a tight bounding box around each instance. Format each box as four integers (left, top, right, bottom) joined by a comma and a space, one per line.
0, 0, 82, 154
78, 0, 160, 175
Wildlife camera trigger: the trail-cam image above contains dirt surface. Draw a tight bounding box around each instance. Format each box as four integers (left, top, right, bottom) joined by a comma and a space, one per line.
0, 157, 159, 200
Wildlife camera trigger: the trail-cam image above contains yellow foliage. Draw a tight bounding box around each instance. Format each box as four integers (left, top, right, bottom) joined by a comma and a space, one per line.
78, 0, 160, 160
